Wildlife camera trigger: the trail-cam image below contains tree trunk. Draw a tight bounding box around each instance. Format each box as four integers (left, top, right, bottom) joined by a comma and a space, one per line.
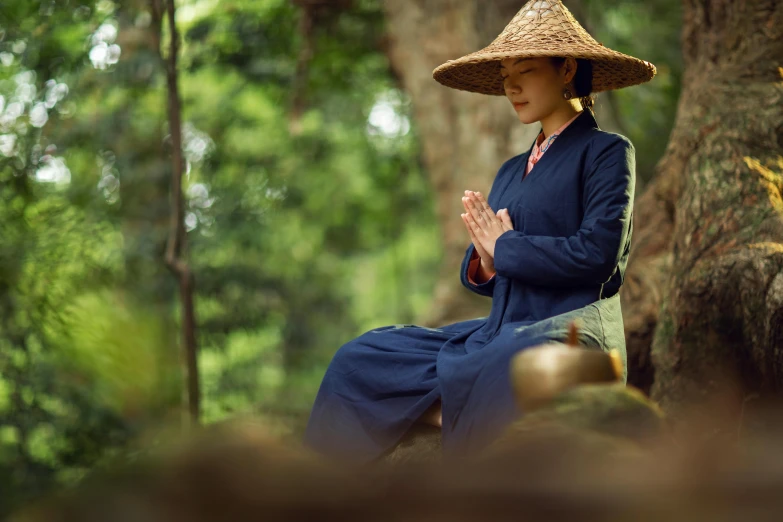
150, 0, 201, 425
644, 0, 783, 425
380, 0, 540, 326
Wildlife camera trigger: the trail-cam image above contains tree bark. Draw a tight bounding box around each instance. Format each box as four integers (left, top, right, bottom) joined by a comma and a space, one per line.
381, 0, 540, 326
644, 0, 783, 424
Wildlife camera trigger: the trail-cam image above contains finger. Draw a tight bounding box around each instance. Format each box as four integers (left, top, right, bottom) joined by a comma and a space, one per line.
464, 214, 490, 257
461, 213, 474, 234
470, 192, 502, 231
474, 192, 497, 220
500, 209, 514, 231
462, 214, 481, 244
461, 213, 473, 235
464, 211, 485, 237
463, 195, 480, 221
464, 195, 487, 232
497, 209, 508, 229
461, 196, 472, 214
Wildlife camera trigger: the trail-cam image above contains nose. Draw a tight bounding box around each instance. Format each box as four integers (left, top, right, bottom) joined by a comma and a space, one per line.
503, 76, 521, 95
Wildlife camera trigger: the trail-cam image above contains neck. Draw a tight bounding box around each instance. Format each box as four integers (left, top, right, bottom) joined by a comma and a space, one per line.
540, 103, 582, 139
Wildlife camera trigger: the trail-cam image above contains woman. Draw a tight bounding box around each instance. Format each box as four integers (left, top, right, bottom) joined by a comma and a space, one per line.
303, 0, 656, 463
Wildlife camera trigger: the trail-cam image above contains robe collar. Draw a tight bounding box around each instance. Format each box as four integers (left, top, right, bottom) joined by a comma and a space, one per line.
519, 109, 600, 182
535, 108, 599, 150
529, 110, 584, 170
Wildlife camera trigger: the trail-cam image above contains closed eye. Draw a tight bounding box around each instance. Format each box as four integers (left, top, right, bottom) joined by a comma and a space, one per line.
502, 69, 532, 80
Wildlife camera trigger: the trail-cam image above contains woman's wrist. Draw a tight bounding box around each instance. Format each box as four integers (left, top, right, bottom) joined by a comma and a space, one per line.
477, 257, 496, 280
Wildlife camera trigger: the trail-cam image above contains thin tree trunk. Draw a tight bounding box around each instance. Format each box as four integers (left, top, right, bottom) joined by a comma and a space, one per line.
645, 0, 783, 428
150, 0, 200, 425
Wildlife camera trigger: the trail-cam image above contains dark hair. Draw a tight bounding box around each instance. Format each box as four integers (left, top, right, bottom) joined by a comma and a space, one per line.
549, 57, 594, 114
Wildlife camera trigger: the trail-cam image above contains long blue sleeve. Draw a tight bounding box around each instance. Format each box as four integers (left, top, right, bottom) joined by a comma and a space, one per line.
493, 137, 635, 287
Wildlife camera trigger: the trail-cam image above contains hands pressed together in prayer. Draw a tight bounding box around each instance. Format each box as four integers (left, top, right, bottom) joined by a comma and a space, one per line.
461, 190, 514, 273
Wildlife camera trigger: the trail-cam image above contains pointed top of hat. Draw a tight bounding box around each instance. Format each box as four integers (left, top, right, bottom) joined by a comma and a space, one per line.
432, 0, 656, 95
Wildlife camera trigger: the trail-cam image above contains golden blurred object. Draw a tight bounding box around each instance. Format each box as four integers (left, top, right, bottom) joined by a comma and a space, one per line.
510, 334, 622, 412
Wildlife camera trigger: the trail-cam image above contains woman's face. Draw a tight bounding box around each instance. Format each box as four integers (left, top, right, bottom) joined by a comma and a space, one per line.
499, 56, 576, 123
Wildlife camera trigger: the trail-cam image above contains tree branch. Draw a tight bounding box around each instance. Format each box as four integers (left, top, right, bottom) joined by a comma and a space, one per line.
150, 0, 200, 426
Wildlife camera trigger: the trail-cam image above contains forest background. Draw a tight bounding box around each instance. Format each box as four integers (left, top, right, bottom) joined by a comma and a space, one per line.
1, 0, 684, 514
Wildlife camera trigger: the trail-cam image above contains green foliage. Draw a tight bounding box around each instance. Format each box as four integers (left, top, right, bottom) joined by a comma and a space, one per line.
0, 0, 437, 513
583, 0, 682, 184
50, 290, 181, 416
0, 0, 682, 516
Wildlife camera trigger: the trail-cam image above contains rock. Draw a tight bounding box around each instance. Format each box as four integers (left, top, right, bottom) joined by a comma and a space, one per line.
379, 423, 442, 465
483, 382, 668, 462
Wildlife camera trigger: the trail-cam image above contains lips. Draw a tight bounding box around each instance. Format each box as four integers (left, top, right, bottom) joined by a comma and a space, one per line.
513, 102, 528, 109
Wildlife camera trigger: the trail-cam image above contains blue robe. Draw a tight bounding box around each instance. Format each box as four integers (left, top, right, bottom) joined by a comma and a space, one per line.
303, 109, 635, 462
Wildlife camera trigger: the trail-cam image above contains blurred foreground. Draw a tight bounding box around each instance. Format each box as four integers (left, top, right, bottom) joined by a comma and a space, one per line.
12, 381, 783, 522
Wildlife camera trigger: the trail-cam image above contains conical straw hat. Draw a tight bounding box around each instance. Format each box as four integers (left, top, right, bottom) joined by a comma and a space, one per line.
432, 0, 656, 95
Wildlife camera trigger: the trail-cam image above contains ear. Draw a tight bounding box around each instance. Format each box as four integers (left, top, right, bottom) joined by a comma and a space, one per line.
563, 56, 578, 84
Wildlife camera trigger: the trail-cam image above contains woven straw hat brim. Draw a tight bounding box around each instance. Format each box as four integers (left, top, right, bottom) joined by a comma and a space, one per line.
432, 0, 656, 95
433, 47, 656, 95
